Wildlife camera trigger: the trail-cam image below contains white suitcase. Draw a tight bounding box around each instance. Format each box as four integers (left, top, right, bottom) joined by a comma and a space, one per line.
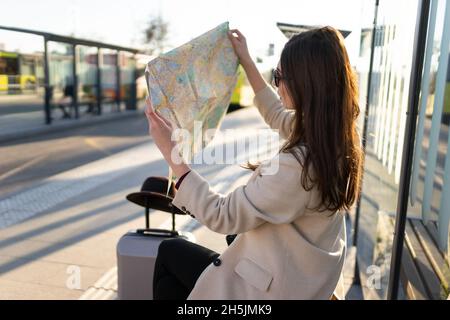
117, 229, 193, 300
116, 176, 195, 300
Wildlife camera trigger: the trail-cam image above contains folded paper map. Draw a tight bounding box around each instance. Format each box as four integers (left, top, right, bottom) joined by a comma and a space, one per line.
145, 22, 239, 160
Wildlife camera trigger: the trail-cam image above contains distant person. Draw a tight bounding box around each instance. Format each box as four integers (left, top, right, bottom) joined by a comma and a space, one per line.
146, 26, 363, 300
57, 76, 74, 119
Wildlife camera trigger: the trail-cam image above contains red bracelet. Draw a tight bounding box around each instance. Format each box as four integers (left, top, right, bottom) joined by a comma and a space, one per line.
175, 171, 191, 189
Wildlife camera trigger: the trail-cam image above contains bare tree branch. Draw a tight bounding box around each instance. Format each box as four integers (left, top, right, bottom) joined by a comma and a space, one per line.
143, 15, 169, 55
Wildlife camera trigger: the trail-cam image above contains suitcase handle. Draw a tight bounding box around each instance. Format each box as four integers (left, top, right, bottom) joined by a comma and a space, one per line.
136, 228, 179, 237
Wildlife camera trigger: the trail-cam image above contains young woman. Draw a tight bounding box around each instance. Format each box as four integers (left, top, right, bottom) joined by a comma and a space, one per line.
146, 26, 363, 300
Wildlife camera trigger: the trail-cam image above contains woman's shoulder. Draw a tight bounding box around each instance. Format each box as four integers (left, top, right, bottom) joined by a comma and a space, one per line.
258, 146, 306, 177
278, 144, 308, 164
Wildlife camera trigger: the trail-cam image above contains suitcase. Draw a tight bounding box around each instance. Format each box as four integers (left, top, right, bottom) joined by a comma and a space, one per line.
117, 228, 193, 300
116, 176, 195, 300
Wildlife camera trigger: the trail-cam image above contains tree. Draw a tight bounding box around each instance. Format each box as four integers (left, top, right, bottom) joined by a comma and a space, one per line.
144, 15, 169, 55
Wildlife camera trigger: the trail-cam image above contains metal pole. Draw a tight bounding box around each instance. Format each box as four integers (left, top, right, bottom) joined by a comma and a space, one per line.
130, 53, 138, 110
72, 44, 79, 119
43, 38, 51, 124
353, 0, 380, 248
387, 0, 431, 300
116, 51, 121, 112
352, 0, 380, 285
96, 48, 102, 115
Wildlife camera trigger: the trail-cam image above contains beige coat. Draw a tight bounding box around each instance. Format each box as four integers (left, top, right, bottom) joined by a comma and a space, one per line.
172, 85, 347, 300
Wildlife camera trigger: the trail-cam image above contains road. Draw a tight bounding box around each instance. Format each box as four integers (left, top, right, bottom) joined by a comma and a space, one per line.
0, 114, 150, 198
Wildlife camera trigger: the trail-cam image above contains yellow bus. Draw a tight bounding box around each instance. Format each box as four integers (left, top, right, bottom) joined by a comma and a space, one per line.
229, 63, 274, 110
0, 51, 42, 92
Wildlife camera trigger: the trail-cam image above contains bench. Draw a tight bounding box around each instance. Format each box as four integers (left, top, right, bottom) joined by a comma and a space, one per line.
50, 85, 100, 119
400, 218, 450, 300
56, 99, 99, 119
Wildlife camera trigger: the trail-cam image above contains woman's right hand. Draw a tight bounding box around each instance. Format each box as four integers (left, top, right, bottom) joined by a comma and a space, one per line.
228, 29, 252, 67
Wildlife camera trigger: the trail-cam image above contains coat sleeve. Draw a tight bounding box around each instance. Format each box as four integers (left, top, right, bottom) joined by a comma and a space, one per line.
253, 85, 295, 140
171, 152, 311, 235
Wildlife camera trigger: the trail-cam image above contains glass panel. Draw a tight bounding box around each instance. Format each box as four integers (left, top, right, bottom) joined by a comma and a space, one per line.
76, 45, 99, 117
356, 0, 377, 135
405, 0, 450, 300
0, 30, 45, 134
48, 41, 75, 121
100, 48, 119, 113
356, 0, 419, 300
119, 51, 136, 110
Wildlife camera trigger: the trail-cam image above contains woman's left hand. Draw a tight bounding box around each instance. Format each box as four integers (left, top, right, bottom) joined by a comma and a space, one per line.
145, 96, 191, 177
145, 96, 175, 159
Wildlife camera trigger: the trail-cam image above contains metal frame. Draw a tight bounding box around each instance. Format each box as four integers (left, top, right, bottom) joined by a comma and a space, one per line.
72, 43, 79, 119
96, 48, 102, 115
353, 0, 380, 250
351, 0, 380, 285
116, 50, 122, 111
43, 40, 51, 124
0, 25, 140, 53
387, 0, 431, 300
130, 54, 138, 111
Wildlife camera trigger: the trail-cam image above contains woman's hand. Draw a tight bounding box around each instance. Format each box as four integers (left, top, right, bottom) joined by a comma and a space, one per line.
228, 29, 252, 67
145, 97, 191, 177
145, 96, 174, 159
228, 29, 267, 94
228, 29, 266, 93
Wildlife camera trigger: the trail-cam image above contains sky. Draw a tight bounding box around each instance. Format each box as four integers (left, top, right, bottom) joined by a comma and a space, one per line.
0, 0, 375, 64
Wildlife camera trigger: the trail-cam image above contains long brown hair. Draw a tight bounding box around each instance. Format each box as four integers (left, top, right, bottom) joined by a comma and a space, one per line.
247, 26, 363, 214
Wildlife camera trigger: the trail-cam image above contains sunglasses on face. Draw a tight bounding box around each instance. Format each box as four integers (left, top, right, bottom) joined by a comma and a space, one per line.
272, 68, 285, 87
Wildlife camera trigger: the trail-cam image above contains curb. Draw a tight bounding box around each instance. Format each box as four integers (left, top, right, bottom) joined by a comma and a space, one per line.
0, 110, 144, 144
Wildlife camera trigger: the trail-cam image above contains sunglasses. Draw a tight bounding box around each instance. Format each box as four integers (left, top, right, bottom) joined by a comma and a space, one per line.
272, 68, 286, 87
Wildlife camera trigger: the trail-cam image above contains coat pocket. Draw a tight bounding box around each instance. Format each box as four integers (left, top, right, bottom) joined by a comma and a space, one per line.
234, 258, 273, 292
